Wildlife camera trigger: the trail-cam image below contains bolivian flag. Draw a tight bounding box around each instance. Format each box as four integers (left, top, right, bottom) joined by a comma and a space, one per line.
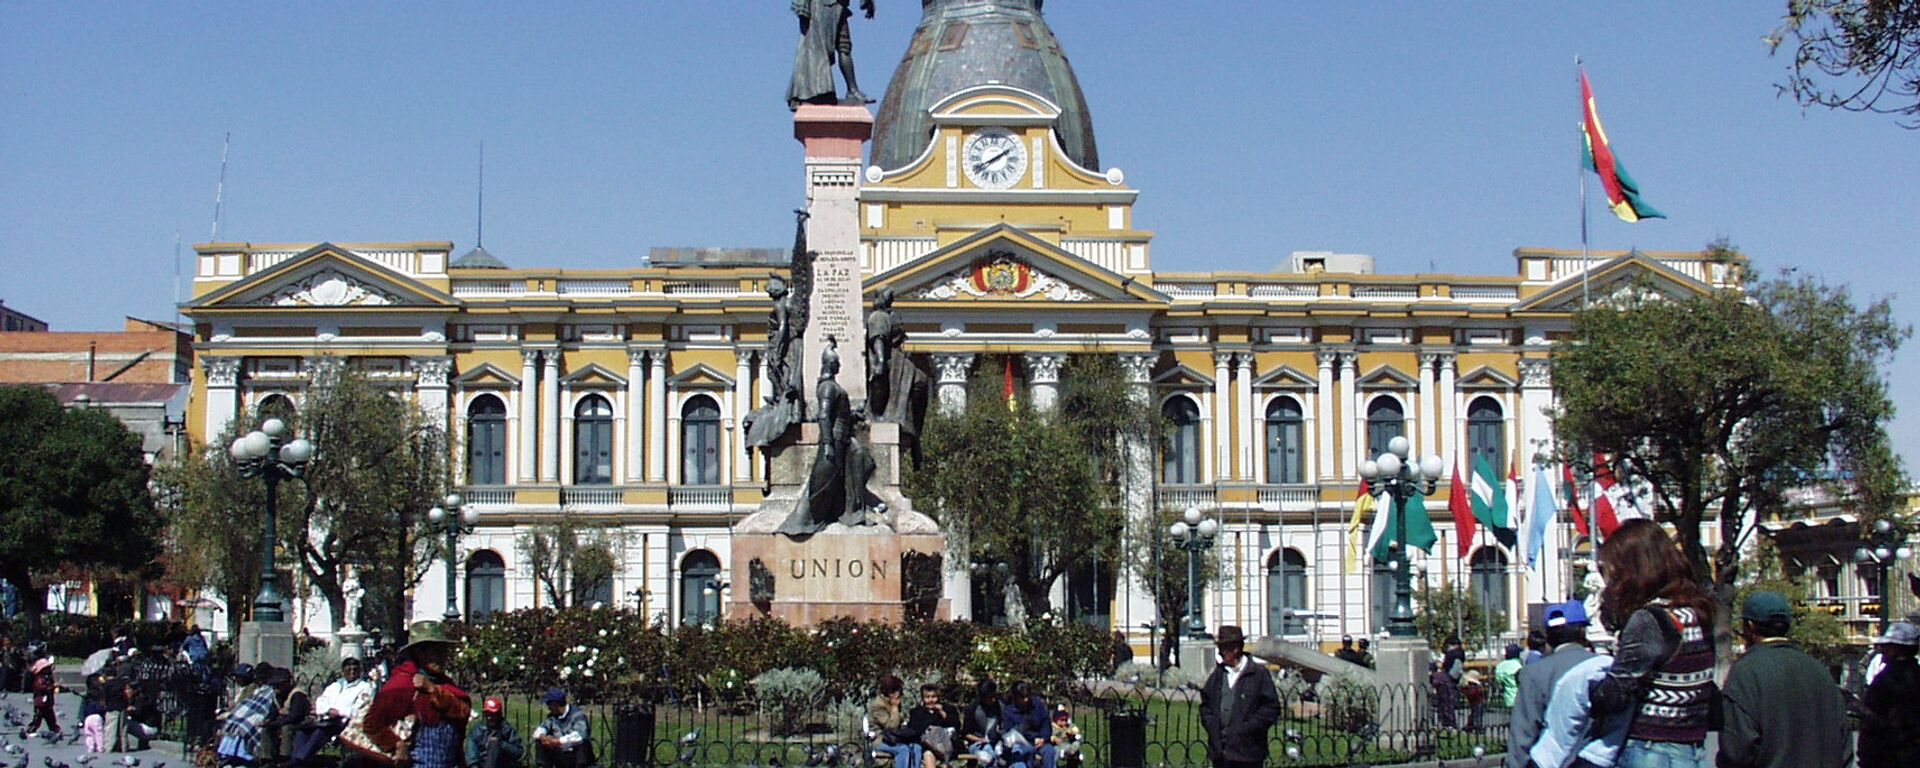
1581, 69, 1665, 223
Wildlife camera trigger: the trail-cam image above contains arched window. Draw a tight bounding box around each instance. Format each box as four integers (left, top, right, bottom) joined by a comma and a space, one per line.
1372, 560, 1396, 633
1265, 397, 1306, 485
1469, 547, 1510, 622
678, 550, 722, 627
1161, 397, 1202, 484
1466, 396, 1505, 475
572, 395, 614, 485
681, 396, 722, 486
1366, 397, 1405, 460
465, 550, 506, 624
466, 395, 507, 485
1267, 548, 1309, 635
256, 393, 296, 422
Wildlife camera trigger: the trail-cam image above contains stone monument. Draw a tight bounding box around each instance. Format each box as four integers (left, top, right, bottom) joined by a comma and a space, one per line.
731, 102, 947, 625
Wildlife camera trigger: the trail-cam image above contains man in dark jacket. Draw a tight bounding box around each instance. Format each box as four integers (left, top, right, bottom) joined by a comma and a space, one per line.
1857, 621, 1920, 768
1198, 626, 1281, 768
1717, 591, 1850, 768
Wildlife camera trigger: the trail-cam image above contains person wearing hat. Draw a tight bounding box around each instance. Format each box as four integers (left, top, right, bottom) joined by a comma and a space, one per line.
1197, 626, 1280, 768
1506, 601, 1599, 768
466, 697, 526, 768
24, 655, 62, 738
1717, 590, 1850, 768
216, 664, 288, 766
532, 688, 592, 768
1857, 621, 1920, 768
360, 620, 472, 768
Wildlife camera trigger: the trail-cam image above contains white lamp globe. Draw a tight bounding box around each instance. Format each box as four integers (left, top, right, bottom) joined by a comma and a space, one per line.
1170, 521, 1190, 541
1197, 518, 1219, 539
462, 507, 481, 526
1876, 518, 1894, 534
1420, 455, 1445, 480
1877, 546, 1893, 560
229, 438, 249, 461
427, 506, 447, 525
1898, 546, 1913, 561
1377, 452, 1402, 478
261, 418, 287, 438
1359, 459, 1379, 480
1856, 548, 1873, 563
242, 431, 272, 460
1388, 435, 1411, 459
1183, 507, 1202, 526
280, 438, 314, 464
444, 493, 463, 509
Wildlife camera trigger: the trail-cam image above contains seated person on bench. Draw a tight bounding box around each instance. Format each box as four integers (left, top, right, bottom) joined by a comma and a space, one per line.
532, 688, 592, 768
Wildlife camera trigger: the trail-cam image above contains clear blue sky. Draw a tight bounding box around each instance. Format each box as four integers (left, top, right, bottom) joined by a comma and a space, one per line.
6, 3, 1919, 453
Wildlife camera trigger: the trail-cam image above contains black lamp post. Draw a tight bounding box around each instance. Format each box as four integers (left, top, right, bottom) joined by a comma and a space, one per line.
1169, 506, 1218, 640
1356, 435, 1443, 639
1853, 517, 1912, 635
229, 417, 314, 624
427, 493, 480, 621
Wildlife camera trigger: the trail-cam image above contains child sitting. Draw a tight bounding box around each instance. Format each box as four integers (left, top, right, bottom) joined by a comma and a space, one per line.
1049, 706, 1082, 768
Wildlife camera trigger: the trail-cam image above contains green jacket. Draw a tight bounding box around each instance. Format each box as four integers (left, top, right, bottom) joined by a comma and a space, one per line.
1493, 658, 1522, 709
1717, 640, 1851, 768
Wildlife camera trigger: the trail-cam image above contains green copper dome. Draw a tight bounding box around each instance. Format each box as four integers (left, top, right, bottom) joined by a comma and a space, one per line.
871, 0, 1099, 173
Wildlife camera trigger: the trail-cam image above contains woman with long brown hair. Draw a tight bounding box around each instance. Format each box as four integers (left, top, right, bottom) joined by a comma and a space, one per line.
1590, 519, 1717, 767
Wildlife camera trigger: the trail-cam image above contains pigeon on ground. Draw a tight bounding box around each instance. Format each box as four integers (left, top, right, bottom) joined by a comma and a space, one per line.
73, 756, 94, 766
678, 729, 700, 746
112, 758, 139, 768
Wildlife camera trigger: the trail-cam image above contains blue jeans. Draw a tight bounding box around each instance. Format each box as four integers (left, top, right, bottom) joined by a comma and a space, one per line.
1617, 739, 1704, 768
877, 741, 922, 768
1005, 741, 1056, 768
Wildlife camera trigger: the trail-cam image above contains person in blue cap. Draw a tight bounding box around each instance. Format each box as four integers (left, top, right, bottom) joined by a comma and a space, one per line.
1505, 601, 1596, 768
532, 688, 592, 768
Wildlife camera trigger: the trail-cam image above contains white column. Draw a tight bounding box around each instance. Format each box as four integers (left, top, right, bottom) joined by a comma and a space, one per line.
1417, 353, 1437, 459
1117, 352, 1159, 644
754, 352, 771, 481
1235, 353, 1255, 480
415, 357, 452, 429
1023, 353, 1064, 412
733, 350, 754, 482
647, 350, 668, 483
1302, 388, 1318, 483
626, 350, 646, 483
1338, 352, 1359, 476
202, 358, 242, 439
540, 350, 561, 482
1315, 351, 1335, 482
1518, 359, 1557, 603
518, 350, 540, 483
1437, 353, 1459, 467
1213, 352, 1232, 481
932, 354, 973, 415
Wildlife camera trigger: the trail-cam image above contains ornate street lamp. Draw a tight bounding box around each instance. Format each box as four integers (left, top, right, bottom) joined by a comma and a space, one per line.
1854, 517, 1913, 634
1169, 506, 1219, 639
427, 493, 482, 621
1357, 435, 1444, 638
229, 417, 315, 624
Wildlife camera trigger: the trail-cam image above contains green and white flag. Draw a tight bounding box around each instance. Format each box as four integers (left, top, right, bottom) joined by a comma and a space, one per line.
1470, 455, 1517, 547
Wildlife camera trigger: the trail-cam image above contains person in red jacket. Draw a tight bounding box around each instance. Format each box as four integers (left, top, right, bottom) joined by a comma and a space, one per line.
358, 621, 471, 768
25, 657, 62, 738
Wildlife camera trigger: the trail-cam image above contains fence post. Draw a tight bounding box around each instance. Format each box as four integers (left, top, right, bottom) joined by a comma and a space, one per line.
1108, 708, 1146, 768
614, 703, 656, 768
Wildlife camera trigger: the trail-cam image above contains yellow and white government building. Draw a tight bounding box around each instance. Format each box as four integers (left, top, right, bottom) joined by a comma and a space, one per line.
180, 2, 1737, 648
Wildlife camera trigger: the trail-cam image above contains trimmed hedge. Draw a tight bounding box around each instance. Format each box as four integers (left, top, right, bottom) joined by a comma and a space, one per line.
4, 614, 187, 659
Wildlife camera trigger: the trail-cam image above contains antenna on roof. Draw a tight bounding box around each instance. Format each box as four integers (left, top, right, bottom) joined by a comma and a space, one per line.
172, 229, 183, 329
475, 142, 485, 248
210, 132, 230, 241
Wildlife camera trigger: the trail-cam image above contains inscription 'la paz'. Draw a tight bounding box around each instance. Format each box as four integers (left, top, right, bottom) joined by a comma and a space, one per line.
790, 557, 888, 580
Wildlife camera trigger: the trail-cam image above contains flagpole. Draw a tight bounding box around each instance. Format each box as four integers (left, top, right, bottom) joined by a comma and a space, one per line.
1578, 56, 1592, 309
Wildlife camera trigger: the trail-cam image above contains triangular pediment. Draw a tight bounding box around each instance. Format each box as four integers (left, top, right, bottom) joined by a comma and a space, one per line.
560, 363, 627, 389
1253, 365, 1316, 389
867, 225, 1167, 306
455, 363, 520, 388
1456, 365, 1518, 389
1151, 363, 1214, 388
1358, 365, 1418, 389
667, 363, 735, 389
1513, 252, 1715, 314
190, 243, 457, 311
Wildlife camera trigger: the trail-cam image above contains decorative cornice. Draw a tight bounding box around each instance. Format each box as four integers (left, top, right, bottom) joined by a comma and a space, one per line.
932, 353, 975, 383
1518, 359, 1553, 388
1023, 353, 1065, 384
202, 357, 242, 387
1118, 352, 1156, 384
415, 357, 453, 388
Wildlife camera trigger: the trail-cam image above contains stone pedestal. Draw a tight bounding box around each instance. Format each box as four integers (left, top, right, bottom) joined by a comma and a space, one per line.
1373, 637, 1432, 746
794, 104, 872, 410
238, 620, 296, 670
335, 627, 368, 662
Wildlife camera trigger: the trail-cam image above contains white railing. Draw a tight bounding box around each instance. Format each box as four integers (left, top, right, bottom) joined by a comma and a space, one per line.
463, 487, 516, 506
1257, 485, 1319, 511
247, 251, 299, 274
1451, 285, 1519, 302
1158, 283, 1217, 299
1658, 259, 1707, 282
558, 279, 630, 296
1249, 284, 1320, 300
669, 486, 734, 511
1548, 257, 1592, 282
1061, 239, 1129, 274
660, 281, 744, 297
1352, 285, 1419, 300
452, 280, 523, 297
560, 487, 625, 507
868, 238, 938, 274
354, 250, 417, 274
1158, 485, 1217, 510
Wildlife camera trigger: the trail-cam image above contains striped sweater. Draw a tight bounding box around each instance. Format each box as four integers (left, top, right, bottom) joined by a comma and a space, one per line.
1627, 604, 1715, 744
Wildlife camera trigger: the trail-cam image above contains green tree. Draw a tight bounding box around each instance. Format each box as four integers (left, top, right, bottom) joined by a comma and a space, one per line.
908, 355, 1152, 618
1770, 0, 1920, 127
517, 513, 624, 609
154, 421, 291, 638
1552, 249, 1907, 610
0, 385, 163, 639
1129, 504, 1218, 669
1415, 583, 1499, 654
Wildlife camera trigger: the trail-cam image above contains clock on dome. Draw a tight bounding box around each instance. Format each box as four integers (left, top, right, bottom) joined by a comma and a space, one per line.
962, 127, 1028, 190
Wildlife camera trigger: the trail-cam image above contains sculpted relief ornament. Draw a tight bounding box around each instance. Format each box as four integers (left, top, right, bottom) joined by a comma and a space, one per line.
911, 253, 1094, 302
260, 269, 401, 307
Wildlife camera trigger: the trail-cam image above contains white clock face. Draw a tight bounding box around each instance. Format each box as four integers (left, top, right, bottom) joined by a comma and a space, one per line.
963, 128, 1027, 190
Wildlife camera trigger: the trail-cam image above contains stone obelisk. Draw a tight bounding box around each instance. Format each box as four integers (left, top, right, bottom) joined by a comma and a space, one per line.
795, 104, 871, 410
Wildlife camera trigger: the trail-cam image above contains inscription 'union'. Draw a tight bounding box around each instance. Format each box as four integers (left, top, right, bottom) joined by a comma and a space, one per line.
789, 558, 888, 580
